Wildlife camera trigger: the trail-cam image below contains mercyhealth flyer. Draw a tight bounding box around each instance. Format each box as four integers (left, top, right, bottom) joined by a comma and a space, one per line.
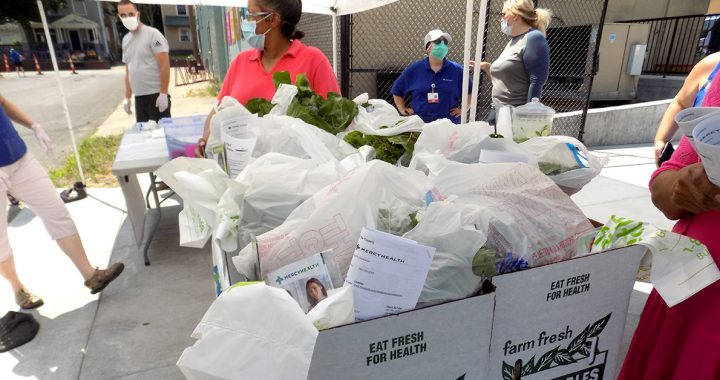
267, 251, 335, 313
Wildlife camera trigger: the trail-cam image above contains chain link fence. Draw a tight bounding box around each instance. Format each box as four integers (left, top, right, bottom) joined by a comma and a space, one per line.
298, 0, 608, 141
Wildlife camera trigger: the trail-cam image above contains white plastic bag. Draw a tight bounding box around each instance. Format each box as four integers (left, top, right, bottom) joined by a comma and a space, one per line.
520, 136, 606, 195
249, 114, 357, 162
268, 83, 298, 116
407, 201, 488, 306
207, 96, 253, 159
239, 160, 432, 287
409, 120, 495, 170
210, 97, 357, 164
177, 283, 318, 380
590, 215, 720, 307
427, 159, 593, 267
156, 158, 232, 248
306, 286, 355, 330
224, 153, 352, 250
348, 95, 425, 136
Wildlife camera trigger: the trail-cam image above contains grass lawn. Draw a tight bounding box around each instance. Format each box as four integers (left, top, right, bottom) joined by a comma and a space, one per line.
49, 134, 122, 188
184, 79, 221, 98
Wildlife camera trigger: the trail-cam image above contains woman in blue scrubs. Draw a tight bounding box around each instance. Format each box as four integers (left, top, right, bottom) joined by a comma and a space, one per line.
391, 29, 471, 124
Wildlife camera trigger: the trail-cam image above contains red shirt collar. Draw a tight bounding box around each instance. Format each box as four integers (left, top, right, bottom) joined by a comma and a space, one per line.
249, 39, 302, 61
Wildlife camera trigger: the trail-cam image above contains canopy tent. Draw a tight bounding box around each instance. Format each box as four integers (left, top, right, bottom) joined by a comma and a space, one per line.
39, 0, 487, 184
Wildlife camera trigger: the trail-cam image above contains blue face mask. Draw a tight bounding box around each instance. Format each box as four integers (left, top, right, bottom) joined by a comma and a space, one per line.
431, 42, 449, 60
241, 14, 272, 51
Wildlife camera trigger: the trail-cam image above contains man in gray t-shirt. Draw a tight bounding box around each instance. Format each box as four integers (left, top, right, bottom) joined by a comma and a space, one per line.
118, 0, 171, 123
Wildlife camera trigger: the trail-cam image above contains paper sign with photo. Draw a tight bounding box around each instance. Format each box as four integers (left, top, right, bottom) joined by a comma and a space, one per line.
266, 251, 335, 313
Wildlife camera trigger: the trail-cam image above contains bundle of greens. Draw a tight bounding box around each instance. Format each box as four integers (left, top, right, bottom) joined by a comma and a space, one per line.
343, 130, 419, 165
377, 209, 419, 236
245, 71, 358, 135
537, 162, 577, 176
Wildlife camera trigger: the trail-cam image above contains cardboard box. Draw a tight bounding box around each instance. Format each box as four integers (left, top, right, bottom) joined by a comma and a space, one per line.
306, 244, 646, 379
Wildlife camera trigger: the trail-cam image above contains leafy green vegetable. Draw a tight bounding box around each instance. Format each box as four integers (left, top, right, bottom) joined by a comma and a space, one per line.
245, 98, 274, 116
272, 71, 292, 88
344, 131, 419, 164
538, 162, 576, 176
377, 209, 419, 236
472, 246, 499, 277
246, 71, 359, 135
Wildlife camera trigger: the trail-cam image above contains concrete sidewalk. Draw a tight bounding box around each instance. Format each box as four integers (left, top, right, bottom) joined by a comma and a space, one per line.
0, 142, 668, 379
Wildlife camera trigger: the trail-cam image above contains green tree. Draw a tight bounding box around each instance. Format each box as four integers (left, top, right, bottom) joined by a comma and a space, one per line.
0, 0, 66, 48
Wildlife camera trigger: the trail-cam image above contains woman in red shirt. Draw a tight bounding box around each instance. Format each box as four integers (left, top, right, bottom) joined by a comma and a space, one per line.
195, 0, 339, 157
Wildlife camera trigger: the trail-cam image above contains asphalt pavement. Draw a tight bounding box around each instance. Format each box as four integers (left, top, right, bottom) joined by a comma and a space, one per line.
0, 68, 125, 169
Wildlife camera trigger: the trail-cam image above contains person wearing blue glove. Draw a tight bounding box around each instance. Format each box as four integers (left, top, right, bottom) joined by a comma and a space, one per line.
391, 29, 472, 124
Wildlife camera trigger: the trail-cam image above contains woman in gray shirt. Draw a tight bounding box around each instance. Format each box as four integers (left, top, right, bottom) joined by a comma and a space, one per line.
479, 0, 552, 107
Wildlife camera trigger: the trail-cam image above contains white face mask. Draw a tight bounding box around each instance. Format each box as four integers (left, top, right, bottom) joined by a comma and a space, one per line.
501, 19, 513, 36
121, 16, 140, 32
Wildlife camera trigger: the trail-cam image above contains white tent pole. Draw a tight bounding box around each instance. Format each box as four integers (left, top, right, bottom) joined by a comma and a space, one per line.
332, 12, 338, 75
460, 0, 474, 124
469, 0, 488, 122
37, 0, 85, 183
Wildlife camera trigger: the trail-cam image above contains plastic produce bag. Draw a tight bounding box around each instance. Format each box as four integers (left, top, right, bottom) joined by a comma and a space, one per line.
249, 114, 357, 163
348, 94, 425, 136
306, 286, 355, 330
206, 97, 253, 160
210, 96, 358, 164
268, 83, 299, 116
223, 153, 352, 250
156, 157, 232, 248
590, 215, 720, 307
427, 159, 593, 268
235, 160, 432, 286
409, 120, 496, 170
520, 136, 607, 195
407, 201, 488, 306
177, 283, 318, 380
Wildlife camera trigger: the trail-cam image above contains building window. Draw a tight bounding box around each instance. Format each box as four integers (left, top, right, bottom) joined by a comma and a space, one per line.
88, 29, 95, 41
176, 5, 187, 15
179, 28, 191, 43
72, 0, 87, 16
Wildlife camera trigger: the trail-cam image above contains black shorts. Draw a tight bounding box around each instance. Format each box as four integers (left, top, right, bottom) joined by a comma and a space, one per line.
134, 93, 171, 123
13, 62, 22, 68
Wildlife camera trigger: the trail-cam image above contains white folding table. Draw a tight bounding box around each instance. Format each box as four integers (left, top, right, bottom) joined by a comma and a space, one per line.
112, 127, 171, 265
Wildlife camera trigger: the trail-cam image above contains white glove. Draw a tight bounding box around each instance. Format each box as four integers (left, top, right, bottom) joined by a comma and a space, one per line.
0, 170, 9, 191
156, 93, 169, 113
31, 123, 53, 154
123, 98, 132, 115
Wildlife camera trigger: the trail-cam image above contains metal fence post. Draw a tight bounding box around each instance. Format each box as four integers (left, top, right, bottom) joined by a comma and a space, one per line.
340, 15, 351, 97
664, 18, 680, 77
578, 0, 610, 143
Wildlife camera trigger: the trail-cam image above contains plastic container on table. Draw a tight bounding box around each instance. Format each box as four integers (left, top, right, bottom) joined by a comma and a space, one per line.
512, 98, 555, 143
160, 115, 207, 159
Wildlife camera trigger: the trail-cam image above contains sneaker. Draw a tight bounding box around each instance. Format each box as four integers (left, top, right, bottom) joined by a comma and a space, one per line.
15, 289, 44, 310
84, 263, 125, 295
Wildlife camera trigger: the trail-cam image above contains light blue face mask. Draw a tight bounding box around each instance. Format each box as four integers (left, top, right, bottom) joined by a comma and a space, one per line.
431, 42, 449, 60
241, 13, 272, 51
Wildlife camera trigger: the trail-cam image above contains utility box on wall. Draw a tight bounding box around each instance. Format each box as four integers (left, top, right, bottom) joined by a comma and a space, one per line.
591, 23, 651, 101
627, 44, 647, 76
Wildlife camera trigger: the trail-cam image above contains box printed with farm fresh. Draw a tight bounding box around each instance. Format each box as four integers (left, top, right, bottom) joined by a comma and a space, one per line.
488, 245, 645, 380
